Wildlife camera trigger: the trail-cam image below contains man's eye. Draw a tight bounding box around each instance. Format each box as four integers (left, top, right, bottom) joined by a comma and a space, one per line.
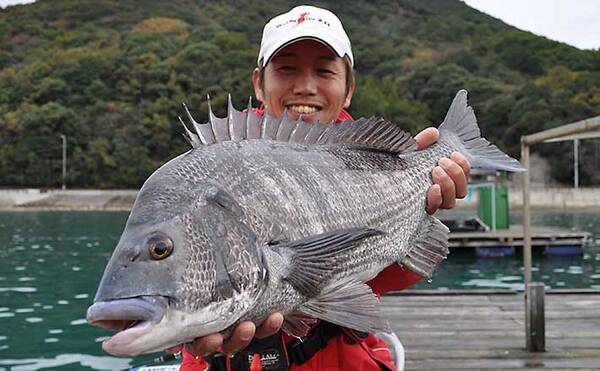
317, 68, 334, 75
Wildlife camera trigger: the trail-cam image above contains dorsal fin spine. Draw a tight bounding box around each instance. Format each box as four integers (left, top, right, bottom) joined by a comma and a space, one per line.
227, 94, 235, 141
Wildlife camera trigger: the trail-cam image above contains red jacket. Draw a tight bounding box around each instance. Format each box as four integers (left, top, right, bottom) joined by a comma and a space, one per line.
180, 109, 422, 371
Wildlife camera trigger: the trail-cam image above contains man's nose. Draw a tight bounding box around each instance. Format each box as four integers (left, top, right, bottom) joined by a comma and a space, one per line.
292, 69, 318, 95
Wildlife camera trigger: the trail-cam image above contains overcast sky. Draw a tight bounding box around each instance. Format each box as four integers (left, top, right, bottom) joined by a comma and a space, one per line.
1, 0, 598, 50
463, 0, 600, 50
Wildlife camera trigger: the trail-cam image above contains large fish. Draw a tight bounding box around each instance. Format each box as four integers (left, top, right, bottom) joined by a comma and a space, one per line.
86, 90, 524, 356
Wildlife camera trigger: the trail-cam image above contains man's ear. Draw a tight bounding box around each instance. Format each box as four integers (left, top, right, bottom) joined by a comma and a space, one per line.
252, 68, 264, 102
343, 77, 356, 109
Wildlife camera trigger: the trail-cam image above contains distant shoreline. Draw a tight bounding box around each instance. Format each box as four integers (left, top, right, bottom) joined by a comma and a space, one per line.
1, 188, 600, 212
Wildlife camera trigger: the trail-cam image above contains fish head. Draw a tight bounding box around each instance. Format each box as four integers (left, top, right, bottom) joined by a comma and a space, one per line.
87, 158, 268, 356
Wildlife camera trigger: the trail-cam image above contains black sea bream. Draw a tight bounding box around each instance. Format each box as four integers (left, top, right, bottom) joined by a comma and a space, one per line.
86, 90, 524, 356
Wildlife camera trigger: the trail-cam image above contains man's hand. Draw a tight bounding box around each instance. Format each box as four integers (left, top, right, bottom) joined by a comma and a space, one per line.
183, 312, 284, 357
415, 127, 470, 214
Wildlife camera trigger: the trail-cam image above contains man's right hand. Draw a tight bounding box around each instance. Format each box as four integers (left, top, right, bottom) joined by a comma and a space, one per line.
184, 312, 284, 356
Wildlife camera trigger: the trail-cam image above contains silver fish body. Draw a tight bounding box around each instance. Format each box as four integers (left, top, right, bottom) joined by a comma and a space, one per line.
87, 90, 524, 356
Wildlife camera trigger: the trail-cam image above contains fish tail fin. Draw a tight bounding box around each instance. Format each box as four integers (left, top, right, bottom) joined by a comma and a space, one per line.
439, 90, 525, 172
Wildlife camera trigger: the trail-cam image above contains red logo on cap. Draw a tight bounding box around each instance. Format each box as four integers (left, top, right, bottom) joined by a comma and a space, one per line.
293, 12, 309, 27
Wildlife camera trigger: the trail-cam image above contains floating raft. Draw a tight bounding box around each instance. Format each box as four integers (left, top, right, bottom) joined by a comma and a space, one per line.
448, 225, 591, 256
382, 290, 600, 370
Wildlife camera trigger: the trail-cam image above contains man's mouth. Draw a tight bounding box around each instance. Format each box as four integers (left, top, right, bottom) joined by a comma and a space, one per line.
286, 104, 321, 115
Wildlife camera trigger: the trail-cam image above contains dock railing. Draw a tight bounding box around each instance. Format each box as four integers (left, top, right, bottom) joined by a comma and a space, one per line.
520, 115, 600, 352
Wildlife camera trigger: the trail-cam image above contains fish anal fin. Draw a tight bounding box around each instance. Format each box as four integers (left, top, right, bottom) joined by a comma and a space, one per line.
401, 214, 450, 279
292, 277, 390, 335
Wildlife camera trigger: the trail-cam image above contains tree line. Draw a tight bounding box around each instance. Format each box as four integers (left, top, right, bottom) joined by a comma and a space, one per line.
1, 0, 599, 188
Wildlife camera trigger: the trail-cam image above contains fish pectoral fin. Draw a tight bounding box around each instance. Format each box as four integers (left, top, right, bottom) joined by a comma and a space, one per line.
401, 214, 450, 279
271, 227, 383, 297
290, 277, 390, 335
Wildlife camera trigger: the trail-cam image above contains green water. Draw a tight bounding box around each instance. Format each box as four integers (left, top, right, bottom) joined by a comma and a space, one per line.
0, 210, 599, 370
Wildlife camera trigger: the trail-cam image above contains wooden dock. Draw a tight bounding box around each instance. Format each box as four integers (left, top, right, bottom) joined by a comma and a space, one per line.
381, 291, 600, 370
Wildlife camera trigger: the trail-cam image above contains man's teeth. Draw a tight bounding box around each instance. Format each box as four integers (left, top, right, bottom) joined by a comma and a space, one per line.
288, 105, 319, 114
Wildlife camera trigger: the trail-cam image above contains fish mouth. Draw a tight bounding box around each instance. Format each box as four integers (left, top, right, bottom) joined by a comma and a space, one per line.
86, 295, 169, 355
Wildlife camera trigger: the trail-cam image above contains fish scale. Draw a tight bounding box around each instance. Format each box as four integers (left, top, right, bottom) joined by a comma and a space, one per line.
87, 90, 525, 356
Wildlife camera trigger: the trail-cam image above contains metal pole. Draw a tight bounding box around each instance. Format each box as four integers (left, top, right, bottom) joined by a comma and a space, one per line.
574, 138, 579, 189
521, 142, 531, 284
60, 134, 67, 190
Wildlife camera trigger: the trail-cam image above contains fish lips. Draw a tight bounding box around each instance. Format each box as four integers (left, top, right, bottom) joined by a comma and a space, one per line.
86, 295, 169, 355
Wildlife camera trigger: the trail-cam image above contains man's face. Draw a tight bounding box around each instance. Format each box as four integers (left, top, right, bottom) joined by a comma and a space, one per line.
252, 39, 354, 124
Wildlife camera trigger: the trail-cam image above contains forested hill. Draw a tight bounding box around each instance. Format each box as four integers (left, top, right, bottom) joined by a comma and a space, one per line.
1, 0, 599, 188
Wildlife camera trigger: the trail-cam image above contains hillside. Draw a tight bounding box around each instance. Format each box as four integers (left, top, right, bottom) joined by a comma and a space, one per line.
1, 0, 599, 188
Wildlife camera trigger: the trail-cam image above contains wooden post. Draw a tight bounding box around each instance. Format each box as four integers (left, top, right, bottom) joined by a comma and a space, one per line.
526, 282, 545, 352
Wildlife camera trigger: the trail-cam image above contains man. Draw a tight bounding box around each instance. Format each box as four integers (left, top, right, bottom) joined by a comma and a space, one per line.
179, 5, 469, 370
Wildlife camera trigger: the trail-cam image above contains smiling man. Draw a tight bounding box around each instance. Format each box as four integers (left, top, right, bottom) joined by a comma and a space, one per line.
180, 5, 470, 371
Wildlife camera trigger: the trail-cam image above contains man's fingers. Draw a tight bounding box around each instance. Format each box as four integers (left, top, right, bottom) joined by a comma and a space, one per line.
451, 152, 471, 179
255, 312, 284, 339
221, 321, 255, 355
439, 157, 467, 199
414, 127, 439, 150
187, 333, 223, 357
425, 184, 442, 215
432, 166, 456, 209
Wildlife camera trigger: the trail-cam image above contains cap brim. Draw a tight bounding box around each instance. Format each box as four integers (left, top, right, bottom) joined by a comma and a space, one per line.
260, 29, 349, 67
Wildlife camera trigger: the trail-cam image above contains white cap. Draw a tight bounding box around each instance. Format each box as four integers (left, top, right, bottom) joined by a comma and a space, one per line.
257, 5, 353, 67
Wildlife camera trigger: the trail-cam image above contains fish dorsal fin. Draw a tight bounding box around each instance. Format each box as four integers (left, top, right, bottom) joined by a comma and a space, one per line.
180, 98, 417, 154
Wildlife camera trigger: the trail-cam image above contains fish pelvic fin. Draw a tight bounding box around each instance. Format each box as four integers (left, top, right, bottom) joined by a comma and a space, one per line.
289, 276, 390, 336
180, 98, 417, 154
269, 227, 383, 298
401, 214, 450, 280
439, 90, 525, 172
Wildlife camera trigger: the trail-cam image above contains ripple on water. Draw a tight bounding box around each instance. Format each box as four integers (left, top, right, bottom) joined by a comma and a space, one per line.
0, 312, 15, 318
0, 287, 36, 293
18, 277, 35, 282
0, 353, 132, 370
0, 336, 7, 341
42, 305, 53, 310
70, 318, 87, 326
44, 338, 59, 343
591, 274, 600, 279
74, 294, 89, 299
72, 266, 81, 271
25, 317, 43, 323
31, 244, 40, 249
57, 300, 69, 305
49, 329, 63, 334
15, 308, 34, 313
14, 266, 26, 271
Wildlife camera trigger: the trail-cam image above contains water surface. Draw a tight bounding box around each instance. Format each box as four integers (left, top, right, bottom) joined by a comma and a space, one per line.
0, 210, 599, 370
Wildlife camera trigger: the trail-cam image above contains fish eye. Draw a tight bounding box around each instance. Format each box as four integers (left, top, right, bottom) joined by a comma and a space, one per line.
147, 235, 174, 260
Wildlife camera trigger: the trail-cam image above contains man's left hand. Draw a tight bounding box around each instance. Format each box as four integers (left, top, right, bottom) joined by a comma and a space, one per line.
415, 127, 470, 214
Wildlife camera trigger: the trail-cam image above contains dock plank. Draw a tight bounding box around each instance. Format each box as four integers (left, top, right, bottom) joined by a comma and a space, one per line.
381, 293, 600, 370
